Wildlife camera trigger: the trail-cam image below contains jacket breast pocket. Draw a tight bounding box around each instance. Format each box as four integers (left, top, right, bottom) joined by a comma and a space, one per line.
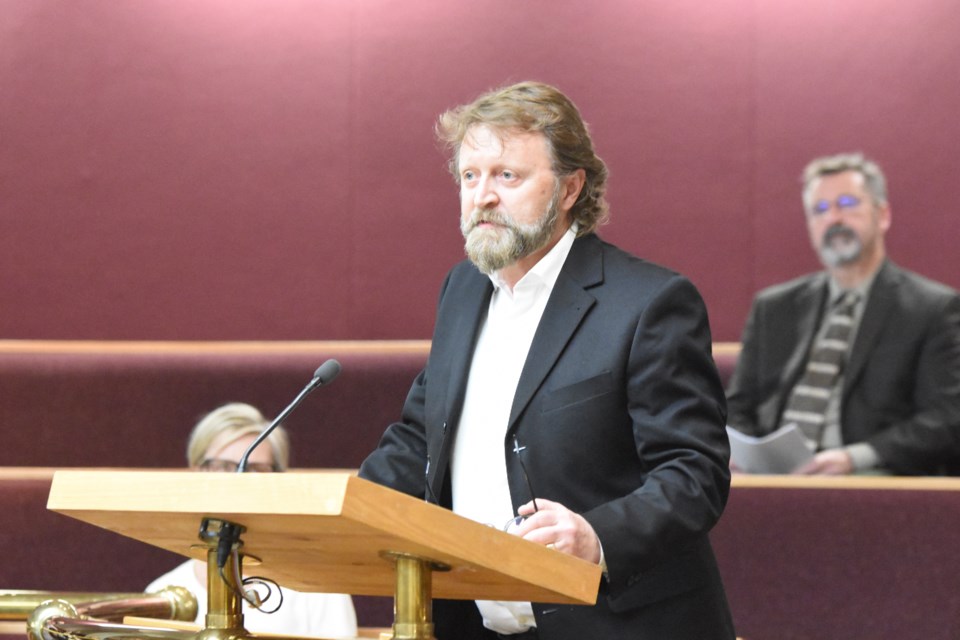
541, 371, 617, 414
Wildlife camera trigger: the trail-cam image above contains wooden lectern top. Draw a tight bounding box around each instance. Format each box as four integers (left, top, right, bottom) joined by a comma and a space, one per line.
47, 470, 600, 605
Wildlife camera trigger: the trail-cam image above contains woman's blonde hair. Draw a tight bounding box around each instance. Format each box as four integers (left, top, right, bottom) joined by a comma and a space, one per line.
186, 402, 290, 471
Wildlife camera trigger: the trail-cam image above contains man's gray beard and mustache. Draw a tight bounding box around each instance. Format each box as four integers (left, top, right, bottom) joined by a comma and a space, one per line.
818, 224, 863, 268
460, 184, 562, 275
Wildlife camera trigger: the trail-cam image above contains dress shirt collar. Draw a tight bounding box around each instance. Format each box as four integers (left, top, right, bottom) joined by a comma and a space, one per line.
827, 261, 880, 306
488, 223, 578, 297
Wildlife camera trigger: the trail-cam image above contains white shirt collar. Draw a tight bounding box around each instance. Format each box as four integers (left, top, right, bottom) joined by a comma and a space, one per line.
828, 262, 879, 305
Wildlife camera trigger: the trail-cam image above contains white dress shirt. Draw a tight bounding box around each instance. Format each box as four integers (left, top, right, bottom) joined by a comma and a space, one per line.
451, 225, 577, 634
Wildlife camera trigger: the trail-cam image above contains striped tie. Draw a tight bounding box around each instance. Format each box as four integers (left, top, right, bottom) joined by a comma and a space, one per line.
780, 292, 860, 447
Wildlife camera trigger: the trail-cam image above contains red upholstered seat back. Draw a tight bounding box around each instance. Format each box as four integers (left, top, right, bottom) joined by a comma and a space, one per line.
711, 482, 960, 639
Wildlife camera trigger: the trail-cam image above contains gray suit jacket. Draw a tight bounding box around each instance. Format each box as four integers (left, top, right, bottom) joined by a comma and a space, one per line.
727, 260, 960, 475
360, 233, 734, 640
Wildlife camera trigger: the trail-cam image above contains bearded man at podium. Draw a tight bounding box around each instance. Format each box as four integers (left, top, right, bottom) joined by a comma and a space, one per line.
359, 81, 735, 640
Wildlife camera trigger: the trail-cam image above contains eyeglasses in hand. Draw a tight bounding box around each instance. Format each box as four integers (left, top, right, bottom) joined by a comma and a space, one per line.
513, 436, 539, 514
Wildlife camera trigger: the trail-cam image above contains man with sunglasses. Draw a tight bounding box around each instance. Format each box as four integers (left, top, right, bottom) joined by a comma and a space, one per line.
727, 153, 960, 475
359, 82, 734, 639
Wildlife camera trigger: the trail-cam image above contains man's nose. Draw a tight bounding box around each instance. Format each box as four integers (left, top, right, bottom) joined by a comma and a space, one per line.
822, 205, 844, 224
473, 176, 499, 208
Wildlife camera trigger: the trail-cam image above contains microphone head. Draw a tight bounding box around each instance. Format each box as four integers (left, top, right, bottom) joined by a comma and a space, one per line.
312, 359, 341, 386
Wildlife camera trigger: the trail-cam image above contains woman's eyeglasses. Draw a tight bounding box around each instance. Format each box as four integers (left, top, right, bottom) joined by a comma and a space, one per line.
199, 458, 276, 473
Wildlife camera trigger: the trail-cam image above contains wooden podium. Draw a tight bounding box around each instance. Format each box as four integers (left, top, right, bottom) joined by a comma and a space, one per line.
47, 470, 601, 640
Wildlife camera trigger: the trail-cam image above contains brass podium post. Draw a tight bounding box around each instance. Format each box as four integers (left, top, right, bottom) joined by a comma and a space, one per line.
195, 519, 249, 640
382, 552, 450, 640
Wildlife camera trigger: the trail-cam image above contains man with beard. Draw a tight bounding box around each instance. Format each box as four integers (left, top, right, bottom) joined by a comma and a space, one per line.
358, 81, 735, 639
726, 152, 960, 475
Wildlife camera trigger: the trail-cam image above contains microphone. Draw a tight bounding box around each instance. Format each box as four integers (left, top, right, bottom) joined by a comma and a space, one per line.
235, 359, 341, 473
216, 360, 341, 576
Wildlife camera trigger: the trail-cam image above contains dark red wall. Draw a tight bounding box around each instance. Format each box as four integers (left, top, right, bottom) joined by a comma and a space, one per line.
3, 0, 959, 341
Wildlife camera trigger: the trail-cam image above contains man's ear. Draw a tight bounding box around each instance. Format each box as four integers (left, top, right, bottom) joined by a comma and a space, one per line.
878, 203, 892, 234
560, 169, 587, 212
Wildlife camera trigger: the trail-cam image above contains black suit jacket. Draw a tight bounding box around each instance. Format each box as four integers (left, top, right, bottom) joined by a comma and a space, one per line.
727, 260, 960, 475
360, 234, 735, 639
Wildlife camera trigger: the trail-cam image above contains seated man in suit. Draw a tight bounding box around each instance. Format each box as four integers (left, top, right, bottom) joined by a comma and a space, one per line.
727, 152, 960, 475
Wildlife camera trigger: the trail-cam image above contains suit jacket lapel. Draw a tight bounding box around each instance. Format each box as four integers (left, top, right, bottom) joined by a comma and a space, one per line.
507, 235, 601, 433
844, 261, 897, 393
438, 266, 494, 431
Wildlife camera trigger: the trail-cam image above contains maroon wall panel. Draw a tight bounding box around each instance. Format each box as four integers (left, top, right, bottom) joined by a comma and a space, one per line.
2, 0, 958, 341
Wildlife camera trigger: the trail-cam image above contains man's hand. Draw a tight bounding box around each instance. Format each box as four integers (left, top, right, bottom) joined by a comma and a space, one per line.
514, 499, 601, 564
792, 449, 853, 475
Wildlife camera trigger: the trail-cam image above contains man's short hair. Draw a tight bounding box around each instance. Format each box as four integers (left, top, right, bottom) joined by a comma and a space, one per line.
436, 81, 610, 235
802, 152, 888, 212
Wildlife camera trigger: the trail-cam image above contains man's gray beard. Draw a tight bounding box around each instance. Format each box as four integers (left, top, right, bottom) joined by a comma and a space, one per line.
818, 224, 863, 268
461, 185, 562, 275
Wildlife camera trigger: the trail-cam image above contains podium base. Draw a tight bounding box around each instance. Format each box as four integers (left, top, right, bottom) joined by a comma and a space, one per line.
380, 552, 449, 640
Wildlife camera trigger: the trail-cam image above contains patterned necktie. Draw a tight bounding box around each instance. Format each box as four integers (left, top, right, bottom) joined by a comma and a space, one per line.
780, 291, 860, 447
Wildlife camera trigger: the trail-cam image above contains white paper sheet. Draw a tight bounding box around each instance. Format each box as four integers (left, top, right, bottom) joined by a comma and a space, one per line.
726, 424, 814, 474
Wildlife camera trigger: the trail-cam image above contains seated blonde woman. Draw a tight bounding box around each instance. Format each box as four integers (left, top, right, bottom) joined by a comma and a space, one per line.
146, 402, 357, 639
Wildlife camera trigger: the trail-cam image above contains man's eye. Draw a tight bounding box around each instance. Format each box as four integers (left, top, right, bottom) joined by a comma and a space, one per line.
501, 171, 516, 180
836, 195, 860, 209
462, 171, 475, 182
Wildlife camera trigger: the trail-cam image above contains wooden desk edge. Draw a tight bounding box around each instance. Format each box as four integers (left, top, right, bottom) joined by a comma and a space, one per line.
3, 467, 958, 491
0, 339, 742, 358
0, 340, 432, 356
731, 474, 960, 490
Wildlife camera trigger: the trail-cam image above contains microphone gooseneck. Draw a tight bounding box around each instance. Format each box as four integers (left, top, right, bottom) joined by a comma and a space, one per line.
235, 358, 342, 473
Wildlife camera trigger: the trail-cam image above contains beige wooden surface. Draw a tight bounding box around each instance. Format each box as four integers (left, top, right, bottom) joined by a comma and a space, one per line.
12, 466, 958, 489
0, 621, 24, 634
0, 340, 432, 356
0, 339, 741, 357
731, 474, 960, 490
47, 470, 600, 605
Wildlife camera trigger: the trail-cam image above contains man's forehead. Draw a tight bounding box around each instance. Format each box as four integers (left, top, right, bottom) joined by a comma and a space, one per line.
811, 170, 866, 193
461, 124, 546, 150
458, 126, 552, 167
